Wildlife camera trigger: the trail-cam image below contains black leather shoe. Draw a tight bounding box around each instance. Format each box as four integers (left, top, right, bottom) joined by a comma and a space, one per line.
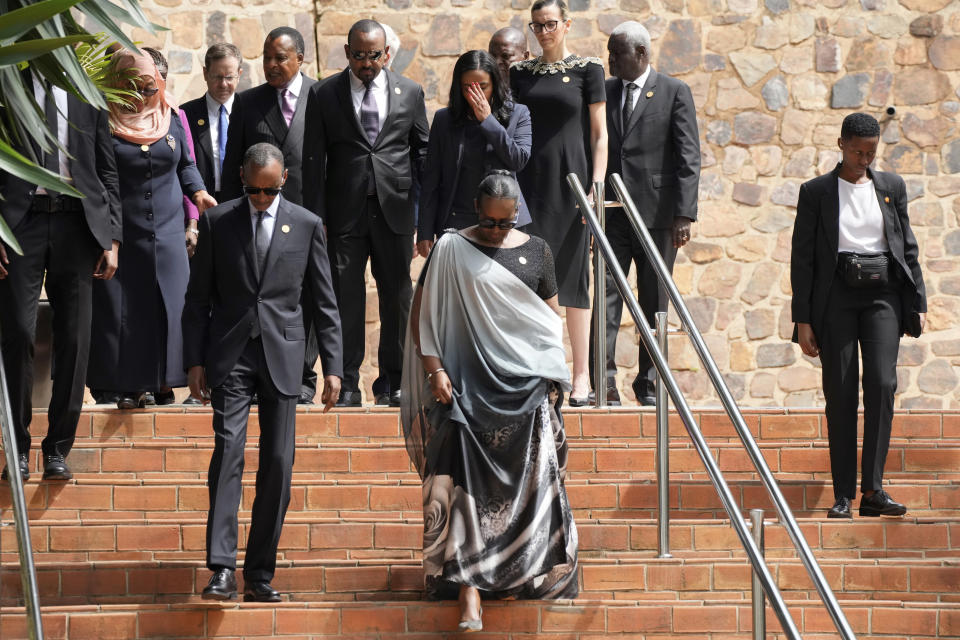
154, 389, 176, 405
1, 453, 29, 483
182, 395, 203, 405
243, 580, 281, 602
632, 379, 656, 406
336, 390, 362, 407
201, 568, 237, 600
42, 454, 72, 481
859, 490, 907, 517
374, 392, 390, 406
117, 391, 146, 410
297, 392, 314, 405
587, 387, 622, 406
827, 496, 852, 519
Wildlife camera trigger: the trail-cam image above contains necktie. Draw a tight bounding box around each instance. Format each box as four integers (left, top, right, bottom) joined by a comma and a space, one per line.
360, 81, 379, 144
622, 82, 637, 130
280, 89, 295, 127
255, 211, 270, 277
43, 85, 60, 196
217, 103, 228, 174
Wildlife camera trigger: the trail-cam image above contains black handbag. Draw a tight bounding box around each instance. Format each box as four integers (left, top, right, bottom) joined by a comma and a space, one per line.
839, 252, 890, 288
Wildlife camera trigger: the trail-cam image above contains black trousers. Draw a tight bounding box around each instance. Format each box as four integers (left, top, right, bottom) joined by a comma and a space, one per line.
819, 274, 902, 500
206, 337, 297, 582
589, 211, 677, 396
328, 196, 413, 393
0, 207, 100, 457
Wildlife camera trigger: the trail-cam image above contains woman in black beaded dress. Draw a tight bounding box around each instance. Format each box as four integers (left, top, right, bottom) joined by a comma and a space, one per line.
401, 172, 578, 633
510, 0, 608, 405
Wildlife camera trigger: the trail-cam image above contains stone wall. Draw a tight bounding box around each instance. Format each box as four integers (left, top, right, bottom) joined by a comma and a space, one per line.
124, 0, 960, 407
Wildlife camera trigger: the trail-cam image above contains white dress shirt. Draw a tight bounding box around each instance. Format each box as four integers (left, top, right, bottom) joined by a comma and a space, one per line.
32, 75, 72, 194
349, 69, 388, 124
276, 72, 304, 112
837, 177, 889, 254
205, 92, 235, 192
249, 194, 281, 243
620, 65, 652, 114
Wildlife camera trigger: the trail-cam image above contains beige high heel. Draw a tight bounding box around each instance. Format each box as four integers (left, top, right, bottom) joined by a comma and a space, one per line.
458, 607, 483, 632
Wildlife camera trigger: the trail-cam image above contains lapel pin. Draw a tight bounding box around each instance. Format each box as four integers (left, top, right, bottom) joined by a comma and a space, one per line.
562, 76, 570, 83
166, 134, 176, 151
884, 196, 890, 203
140, 144, 149, 152
646, 90, 654, 98
198, 118, 205, 126
394, 87, 401, 95
281, 224, 291, 233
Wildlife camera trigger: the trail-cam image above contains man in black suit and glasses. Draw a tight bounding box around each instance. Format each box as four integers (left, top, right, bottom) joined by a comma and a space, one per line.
302, 19, 429, 407
0, 76, 121, 482
183, 142, 342, 602
590, 20, 701, 406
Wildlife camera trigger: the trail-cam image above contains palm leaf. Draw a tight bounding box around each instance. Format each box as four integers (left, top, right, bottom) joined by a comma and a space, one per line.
0, 212, 22, 256
0, 35, 92, 65
0, 138, 81, 197
0, 0, 85, 42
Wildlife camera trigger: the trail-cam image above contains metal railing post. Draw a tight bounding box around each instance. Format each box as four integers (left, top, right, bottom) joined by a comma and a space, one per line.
655, 311, 670, 558
567, 173, 800, 640
751, 509, 767, 640
0, 349, 44, 639
592, 180, 607, 408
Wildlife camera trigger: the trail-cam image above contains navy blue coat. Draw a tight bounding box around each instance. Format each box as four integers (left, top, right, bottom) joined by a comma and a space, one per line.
88, 116, 205, 390
417, 104, 532, 241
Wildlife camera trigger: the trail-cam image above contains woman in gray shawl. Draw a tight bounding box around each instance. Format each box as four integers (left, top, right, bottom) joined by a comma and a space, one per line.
402, 171, 578, 632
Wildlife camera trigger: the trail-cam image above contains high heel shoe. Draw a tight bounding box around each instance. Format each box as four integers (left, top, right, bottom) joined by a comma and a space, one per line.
458, 607, 482, 632
116, 391, 146, 410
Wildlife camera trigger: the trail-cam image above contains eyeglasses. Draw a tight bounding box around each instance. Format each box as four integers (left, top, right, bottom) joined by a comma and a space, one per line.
528, 20, 560, 34
476, 217, 519, 230
349, 49, 384, 61
243, 186, 283, 196
137, 87, 159, 97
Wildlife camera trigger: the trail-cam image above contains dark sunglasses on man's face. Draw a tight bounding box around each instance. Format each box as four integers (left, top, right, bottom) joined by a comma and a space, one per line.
476, 217, 519, 230
243, 186, 283, 196
349, 49, 384, 62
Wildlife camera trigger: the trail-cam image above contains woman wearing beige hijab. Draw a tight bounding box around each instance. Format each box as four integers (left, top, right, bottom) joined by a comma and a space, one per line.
88, 50, 216, 409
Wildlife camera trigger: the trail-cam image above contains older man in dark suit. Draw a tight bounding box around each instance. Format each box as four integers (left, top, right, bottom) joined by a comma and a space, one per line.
591, 20, 701, 406
302, 19, 429, 407
0, 78, 121, 482
220, 27, 319, 404
183, 142, 342, 602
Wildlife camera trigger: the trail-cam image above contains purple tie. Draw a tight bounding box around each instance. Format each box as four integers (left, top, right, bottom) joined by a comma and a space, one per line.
360, 81, 379, 144
280, 89, 296, 127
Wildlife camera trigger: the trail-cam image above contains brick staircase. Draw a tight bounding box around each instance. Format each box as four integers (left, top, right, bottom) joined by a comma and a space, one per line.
1, 407, 959, 638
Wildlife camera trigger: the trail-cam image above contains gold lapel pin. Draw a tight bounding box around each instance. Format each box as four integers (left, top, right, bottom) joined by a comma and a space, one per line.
646, 91, 654, 98
394, 87, 401, 95
281, 224, 291, 233
884, 196, 890, 203
140, 144, 149, 152
198, 119, 205, 126
562, 76, 570, 83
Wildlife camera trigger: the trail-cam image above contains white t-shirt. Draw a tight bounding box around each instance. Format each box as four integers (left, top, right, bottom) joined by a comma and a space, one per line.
837, 177, 889, 254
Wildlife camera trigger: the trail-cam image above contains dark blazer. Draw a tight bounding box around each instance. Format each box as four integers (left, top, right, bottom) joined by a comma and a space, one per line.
182, 196, 343, 396
791, 165, 927, 340
418, 104, 533, 240
180, 95, 219, 198
606, 69, 700, 228
302, 68, 429, 235
0, 94, 121, 249
220, 73, 316, 205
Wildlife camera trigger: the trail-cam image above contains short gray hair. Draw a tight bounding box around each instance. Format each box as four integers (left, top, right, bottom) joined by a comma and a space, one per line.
611, 21, 651, 53
382, 22, 400, 69
243, 142, 284, 171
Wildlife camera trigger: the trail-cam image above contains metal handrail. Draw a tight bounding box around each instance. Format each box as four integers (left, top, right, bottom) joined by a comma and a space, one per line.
0, 345, 44, 638
570, 172, 840, 639
604, 172, 856, 640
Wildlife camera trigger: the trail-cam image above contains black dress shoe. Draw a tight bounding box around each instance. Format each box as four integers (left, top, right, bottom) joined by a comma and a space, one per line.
243, 580, 281, 602
374, 390, 401, 407
92, 390, 121, 405
587, 387, 622, 406
154, 389, 176, 405
827, 496, 852, 519
297, 392, 315, 405
1, 453, 29, 483
631, 379, 656, 406
201, 568, 237, 600
182, 395, 203, 405
42, 454, 72, 481
117, 391, 146, 410
336, 390, 362, 407
859, 490, 907, 517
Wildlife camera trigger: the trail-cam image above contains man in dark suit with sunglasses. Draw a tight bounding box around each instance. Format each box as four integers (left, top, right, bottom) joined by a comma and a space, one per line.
183, 142, 342, 602
302, 19, 429, 408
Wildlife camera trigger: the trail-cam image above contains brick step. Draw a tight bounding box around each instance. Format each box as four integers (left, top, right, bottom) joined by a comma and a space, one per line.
2, 476, 957, 521
2, 556, 958, 607
26, 407, 960, 444
4, 515, 958, 563
8, 438, 960, 480
1, 598, 959, 639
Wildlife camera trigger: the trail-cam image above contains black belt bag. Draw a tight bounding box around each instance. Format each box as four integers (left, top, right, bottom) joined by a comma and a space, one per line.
838, 252, 891, 288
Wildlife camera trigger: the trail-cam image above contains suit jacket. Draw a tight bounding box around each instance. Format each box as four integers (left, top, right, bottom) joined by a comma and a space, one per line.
606, 69, 700, 229
180, 95, 220, 198
182, 196, 343, 395
220, 73, 316, 205
791, 165, 927, 341
302, 68, 429, 235
418, 104, 533, 240
0, 94, 121, 249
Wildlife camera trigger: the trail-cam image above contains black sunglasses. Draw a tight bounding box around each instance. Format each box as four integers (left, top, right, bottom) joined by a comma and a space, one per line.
243, 186, 282, 196
349, 49, 384, 61
476, 217, 519, 230
138, 87, 160, 97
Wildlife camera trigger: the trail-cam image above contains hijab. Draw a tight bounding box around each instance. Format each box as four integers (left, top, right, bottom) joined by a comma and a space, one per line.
107, 49, 177, 145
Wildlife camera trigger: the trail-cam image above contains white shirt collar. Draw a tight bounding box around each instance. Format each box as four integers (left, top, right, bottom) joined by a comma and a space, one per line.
349, 68, 387, 92
623, 65, 652, 93
205, 92, 235, 115
280, 72, 303, 98
248, 193, 282, 218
